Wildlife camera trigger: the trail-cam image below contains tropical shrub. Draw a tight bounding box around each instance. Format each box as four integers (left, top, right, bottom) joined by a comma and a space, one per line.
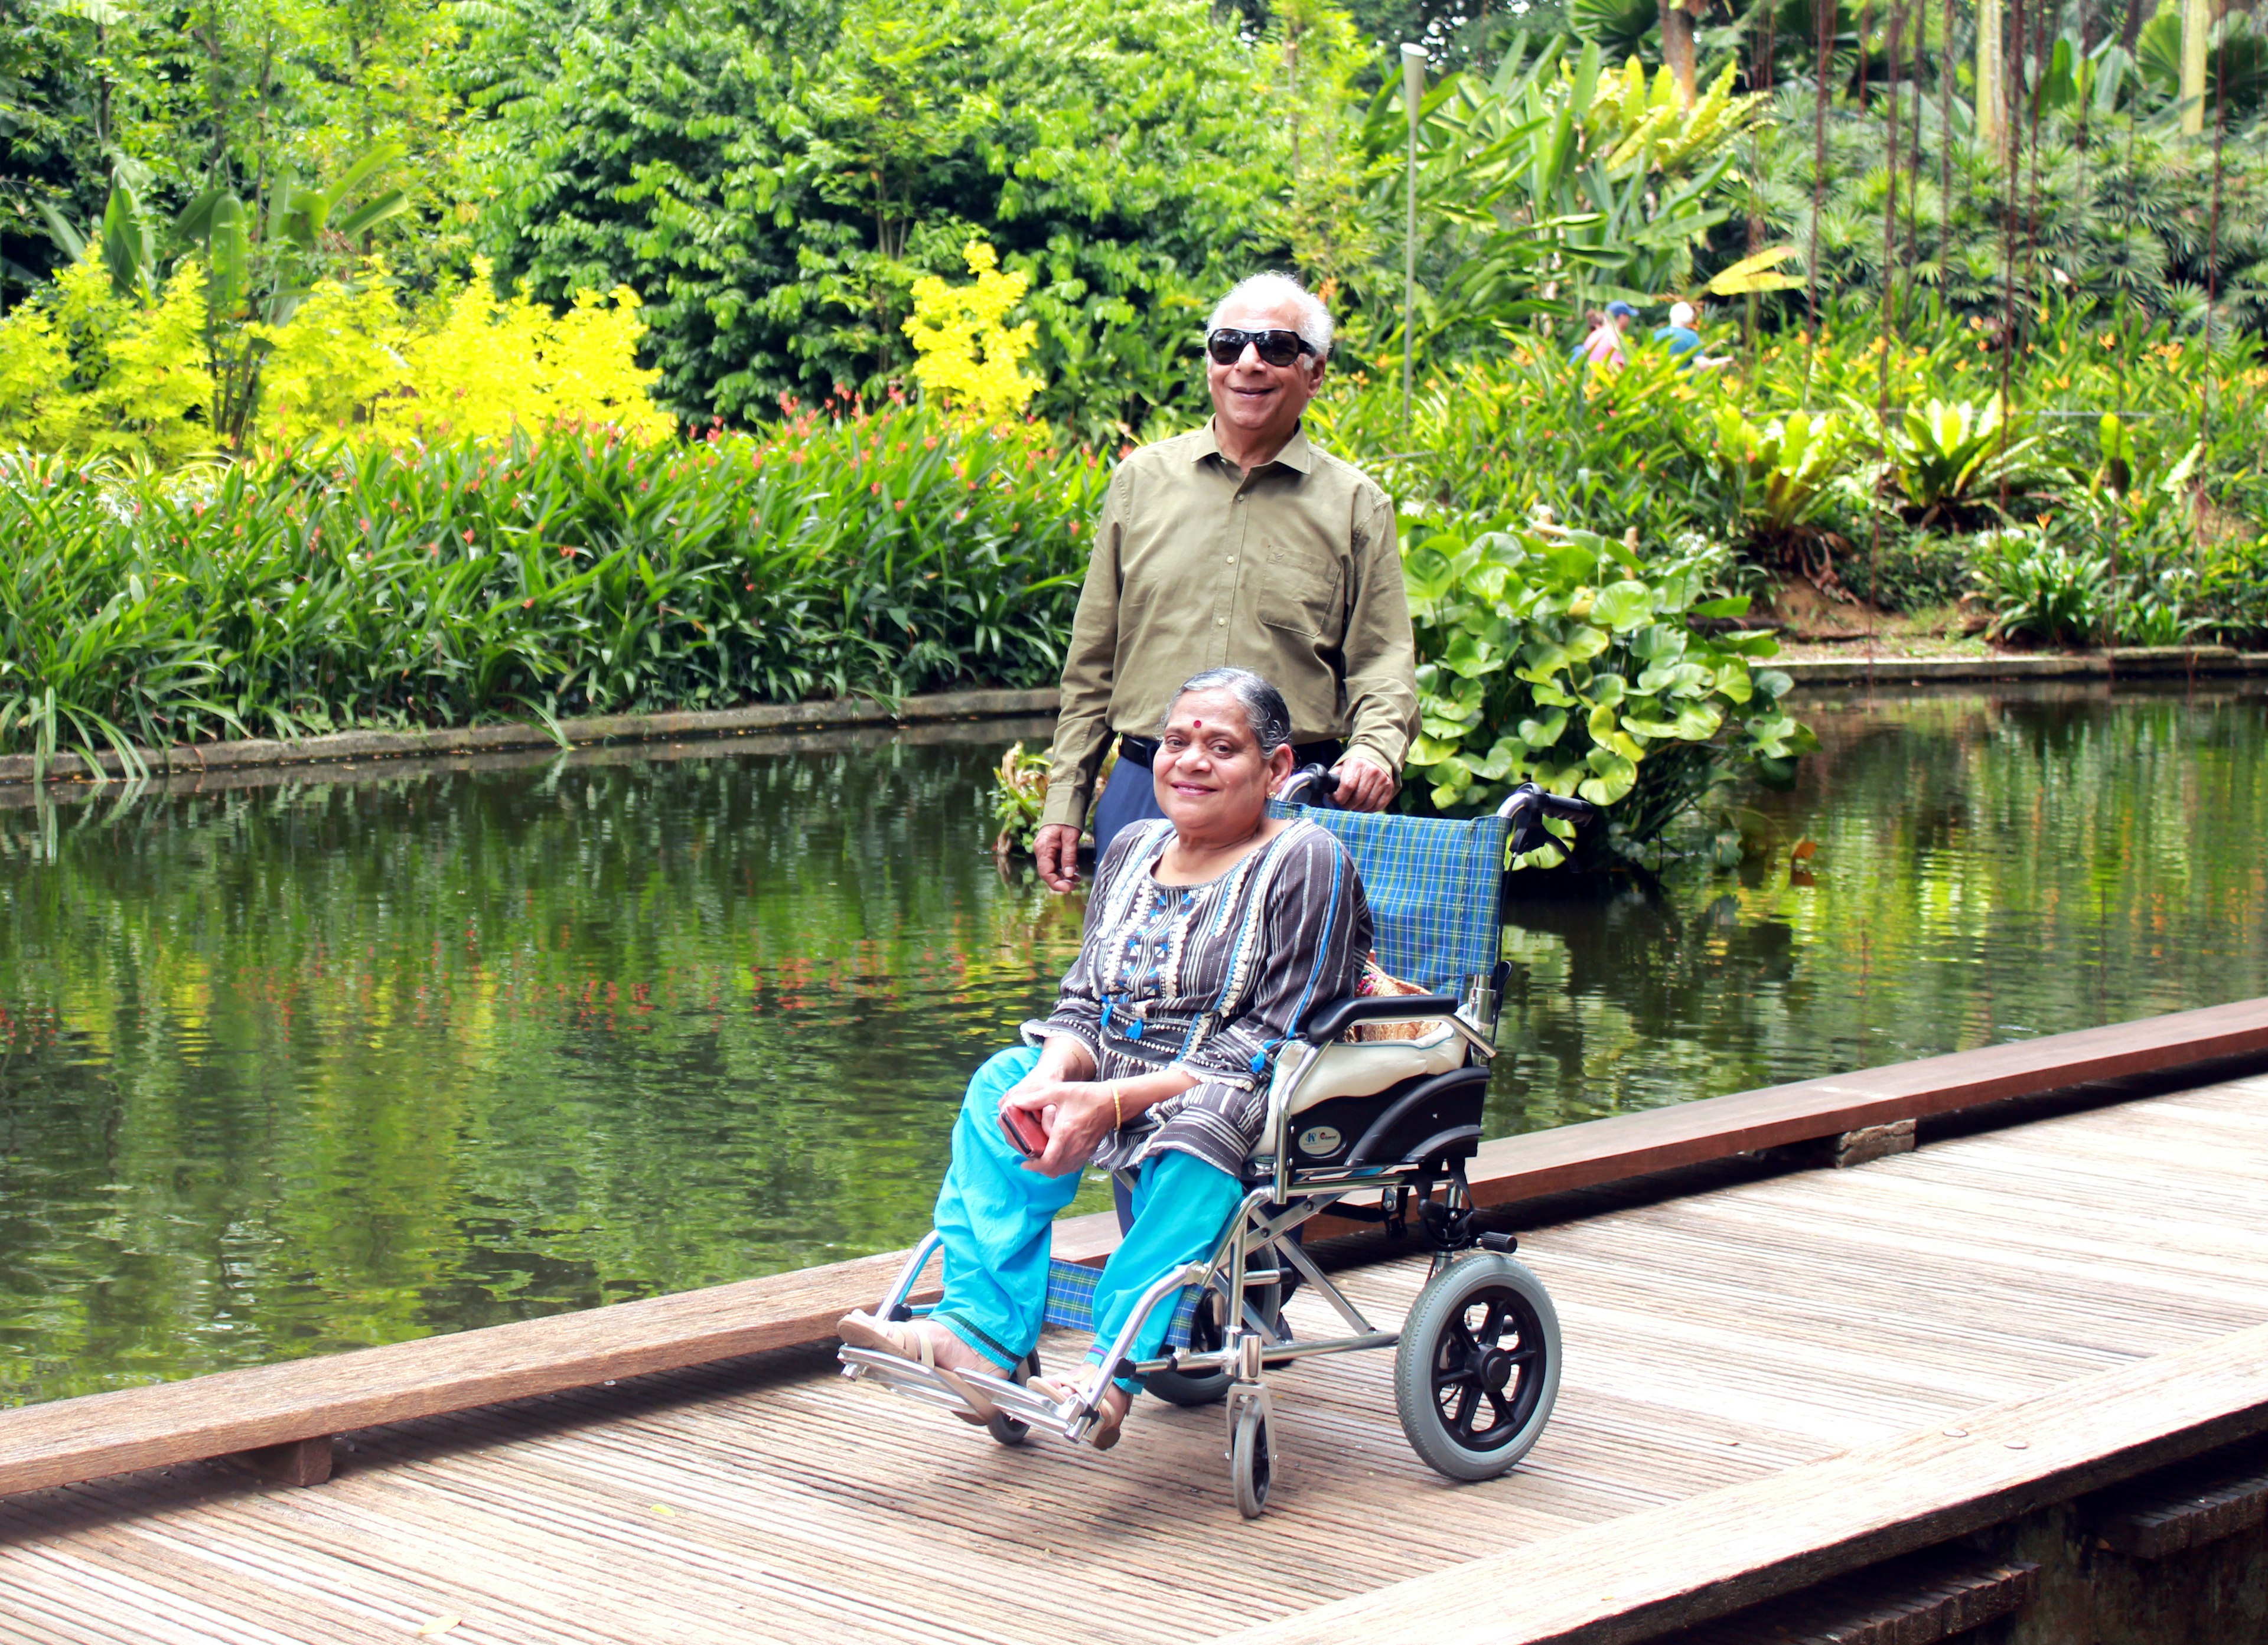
1971, 530, 2109, 644
1371, 41, 1772, 352
0, 402, 1106, 771
1869, 397, 2048, 527
464, 0, 1291, 438
1709, 404, 1854, 537
0, 253, 670, 462
1308, 347, 1722, 542
1400, 513, 1811, 857
902, 243, 1044, 425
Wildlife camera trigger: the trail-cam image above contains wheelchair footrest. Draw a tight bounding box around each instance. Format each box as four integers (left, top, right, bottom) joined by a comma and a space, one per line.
838, 1347, 1090, 1441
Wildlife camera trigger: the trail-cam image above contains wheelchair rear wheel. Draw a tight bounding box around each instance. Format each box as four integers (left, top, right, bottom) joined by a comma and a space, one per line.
1393, 1252, 1560, 1482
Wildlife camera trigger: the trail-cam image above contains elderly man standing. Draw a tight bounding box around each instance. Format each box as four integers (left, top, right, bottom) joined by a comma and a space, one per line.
1032, 273, 1418, 892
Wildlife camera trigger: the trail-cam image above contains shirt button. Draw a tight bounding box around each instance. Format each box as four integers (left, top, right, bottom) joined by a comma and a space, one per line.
1216, 617, 1226, 626
1225, 556, 1236, 564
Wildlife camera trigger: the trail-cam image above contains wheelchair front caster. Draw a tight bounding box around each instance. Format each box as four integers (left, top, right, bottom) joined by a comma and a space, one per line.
1394, 1252, 1561, 1483
1226, 1386, 1275, 1519
986, 1411, 1029, 1447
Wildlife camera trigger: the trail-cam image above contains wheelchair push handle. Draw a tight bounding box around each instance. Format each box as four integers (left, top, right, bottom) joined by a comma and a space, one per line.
1497, 781, 1603, 857
1277, 763, 1341, 807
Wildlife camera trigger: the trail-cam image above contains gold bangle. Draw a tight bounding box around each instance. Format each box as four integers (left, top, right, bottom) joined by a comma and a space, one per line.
1112, 1082, 1125, 1131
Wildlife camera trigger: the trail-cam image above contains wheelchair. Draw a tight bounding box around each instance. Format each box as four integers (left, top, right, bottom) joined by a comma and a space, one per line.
839, 772, 1601, 1517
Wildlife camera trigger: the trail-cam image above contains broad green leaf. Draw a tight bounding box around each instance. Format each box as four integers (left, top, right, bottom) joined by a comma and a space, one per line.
1517, 711, 1567, 746
1589, 586, 1652, 644
1563, 625, 1612, 662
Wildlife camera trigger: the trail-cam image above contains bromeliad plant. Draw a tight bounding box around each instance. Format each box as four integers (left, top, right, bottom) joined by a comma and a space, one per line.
1401, 514, 1813, 861
1865, 397, 2049, 528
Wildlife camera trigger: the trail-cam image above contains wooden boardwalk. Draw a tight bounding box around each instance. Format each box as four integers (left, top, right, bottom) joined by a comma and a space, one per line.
4, 1069, 2267, 1643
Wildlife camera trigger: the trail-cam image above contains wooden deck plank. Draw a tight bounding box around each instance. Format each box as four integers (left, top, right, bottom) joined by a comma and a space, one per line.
1, 1000, 2260, 1500
0, 1072, 2263, 1645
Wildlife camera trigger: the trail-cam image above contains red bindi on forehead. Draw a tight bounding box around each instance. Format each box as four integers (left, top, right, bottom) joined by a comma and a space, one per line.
1194, 719, 1202, 728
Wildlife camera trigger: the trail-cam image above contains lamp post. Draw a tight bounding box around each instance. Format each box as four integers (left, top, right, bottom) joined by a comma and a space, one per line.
1401, 42, 1426, 435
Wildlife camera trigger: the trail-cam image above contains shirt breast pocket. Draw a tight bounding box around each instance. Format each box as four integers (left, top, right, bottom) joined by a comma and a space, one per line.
1256, 534, 1344, 642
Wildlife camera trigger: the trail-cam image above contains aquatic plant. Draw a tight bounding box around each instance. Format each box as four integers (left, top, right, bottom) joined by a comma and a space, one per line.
1401, 513, 1811, 857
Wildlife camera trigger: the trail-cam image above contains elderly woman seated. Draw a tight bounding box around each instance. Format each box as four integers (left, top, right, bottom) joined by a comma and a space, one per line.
838, 667, 1373, 1448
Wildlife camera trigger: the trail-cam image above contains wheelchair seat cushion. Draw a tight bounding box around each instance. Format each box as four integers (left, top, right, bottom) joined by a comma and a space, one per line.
1276, 1023, 1465, 1117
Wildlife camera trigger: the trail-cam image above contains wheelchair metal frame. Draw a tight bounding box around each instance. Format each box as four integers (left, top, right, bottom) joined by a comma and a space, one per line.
840, 988, 1505, 1447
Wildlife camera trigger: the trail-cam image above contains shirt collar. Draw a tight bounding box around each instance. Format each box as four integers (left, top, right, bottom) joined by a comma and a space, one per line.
1195, 419, 1314, 477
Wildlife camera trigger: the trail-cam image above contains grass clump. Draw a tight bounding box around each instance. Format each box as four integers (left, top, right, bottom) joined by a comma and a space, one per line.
0, 400, 1105, 775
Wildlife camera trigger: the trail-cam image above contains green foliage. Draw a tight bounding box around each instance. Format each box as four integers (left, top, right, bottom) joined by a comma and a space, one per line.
1710, 404, 1853, 536
464, 0, 1288, 439
1400, 513, 1811, 854
1869, 396, 2047, 523
1309, 344, 1725, 544
1751, 66, 2268, 338
22, 0, 474, 294
0, 403, 1106, 766
1971, 529, 2108, 644
1367, 40, 1771, 353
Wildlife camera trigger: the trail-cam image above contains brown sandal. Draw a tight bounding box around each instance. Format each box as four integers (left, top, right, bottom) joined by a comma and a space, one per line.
1031, 1375, 1127, 1451
836, 1311, 996, 1424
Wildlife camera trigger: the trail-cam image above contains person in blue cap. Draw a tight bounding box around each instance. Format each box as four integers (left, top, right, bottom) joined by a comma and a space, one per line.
1570, 301, 1636, 371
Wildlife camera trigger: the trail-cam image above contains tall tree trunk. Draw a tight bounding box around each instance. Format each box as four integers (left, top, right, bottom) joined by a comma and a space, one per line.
2119, 0, 2149, 53
1662, 0, 1699, 106
1976, 0, 2008, 152
2179, 0, 2211, 133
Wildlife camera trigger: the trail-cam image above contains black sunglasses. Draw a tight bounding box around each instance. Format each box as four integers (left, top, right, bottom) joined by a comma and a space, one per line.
1205, 327, 1319, 367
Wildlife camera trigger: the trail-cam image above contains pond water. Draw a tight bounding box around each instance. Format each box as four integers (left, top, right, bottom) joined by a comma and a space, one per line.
2, 681, 2263, 1405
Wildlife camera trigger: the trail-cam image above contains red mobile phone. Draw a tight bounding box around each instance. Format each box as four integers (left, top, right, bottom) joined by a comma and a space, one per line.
1000, 1104, 1049, 1159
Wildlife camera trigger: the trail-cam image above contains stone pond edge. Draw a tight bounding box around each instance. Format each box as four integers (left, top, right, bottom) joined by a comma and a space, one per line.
9, 648, 2264, 785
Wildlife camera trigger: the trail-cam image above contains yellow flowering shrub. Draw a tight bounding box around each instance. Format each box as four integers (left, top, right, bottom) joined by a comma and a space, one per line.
378, 260, 670, 443
902, 241, 1042, 424
254, 270, 410, 445
90, 262, 219, 468
0, 254, 670, 465
0, 296, 83, 453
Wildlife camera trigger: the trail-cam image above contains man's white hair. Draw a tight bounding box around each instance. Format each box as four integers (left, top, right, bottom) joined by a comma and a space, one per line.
1669, 301, 1697, 327
1208, 272, 1334, 360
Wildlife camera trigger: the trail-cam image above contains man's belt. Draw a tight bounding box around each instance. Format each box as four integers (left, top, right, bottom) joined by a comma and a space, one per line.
1116, 733, 1343, 770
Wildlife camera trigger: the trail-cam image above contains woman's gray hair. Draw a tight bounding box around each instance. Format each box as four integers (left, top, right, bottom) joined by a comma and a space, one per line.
1207, 273, 1334, 360
1167, 667, 1293, 754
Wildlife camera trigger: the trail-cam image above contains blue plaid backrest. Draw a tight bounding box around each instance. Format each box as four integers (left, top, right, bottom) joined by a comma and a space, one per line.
1267, 804, 1508, 995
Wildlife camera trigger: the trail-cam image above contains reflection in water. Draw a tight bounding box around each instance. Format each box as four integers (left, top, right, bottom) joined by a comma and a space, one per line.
0, 682, 2261, 1403
1493, 682, 2268, 1131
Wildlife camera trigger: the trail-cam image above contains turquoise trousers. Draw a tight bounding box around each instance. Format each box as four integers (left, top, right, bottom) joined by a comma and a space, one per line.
931, 1046, 1246, 1392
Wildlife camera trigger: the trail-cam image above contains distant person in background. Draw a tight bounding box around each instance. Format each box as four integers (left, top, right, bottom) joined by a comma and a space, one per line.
1575, 301, 1637, 371
1654, 301, 1731, 372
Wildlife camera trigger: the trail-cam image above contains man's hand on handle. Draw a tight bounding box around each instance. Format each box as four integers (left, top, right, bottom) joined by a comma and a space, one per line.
1034, 823, 1081, 892
1329, 752, 1399, 812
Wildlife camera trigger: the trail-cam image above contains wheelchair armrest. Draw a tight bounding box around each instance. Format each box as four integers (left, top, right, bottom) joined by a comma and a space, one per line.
1299, 994, 1460, 1045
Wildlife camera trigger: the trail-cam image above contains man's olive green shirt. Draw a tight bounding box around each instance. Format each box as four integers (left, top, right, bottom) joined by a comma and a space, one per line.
1041, 421, 1419, 831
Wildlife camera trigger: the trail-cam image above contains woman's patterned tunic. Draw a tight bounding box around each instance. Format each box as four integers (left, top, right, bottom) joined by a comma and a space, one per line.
1024, 815, 1372, 1177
